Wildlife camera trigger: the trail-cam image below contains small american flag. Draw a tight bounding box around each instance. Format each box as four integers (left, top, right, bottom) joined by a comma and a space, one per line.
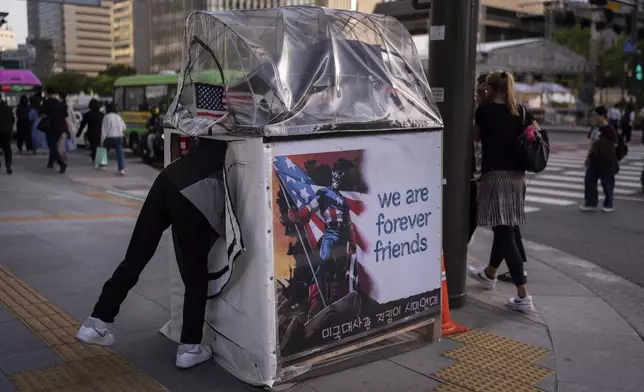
193, 82, 254, 119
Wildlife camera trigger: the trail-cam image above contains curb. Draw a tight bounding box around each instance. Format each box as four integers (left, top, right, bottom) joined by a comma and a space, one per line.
470, 228, 644, 339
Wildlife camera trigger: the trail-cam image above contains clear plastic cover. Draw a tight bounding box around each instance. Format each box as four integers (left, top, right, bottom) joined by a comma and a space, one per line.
166, 6, 442, 137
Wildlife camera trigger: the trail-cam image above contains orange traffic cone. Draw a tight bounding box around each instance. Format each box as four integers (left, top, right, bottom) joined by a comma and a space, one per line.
440, 252, 468, 336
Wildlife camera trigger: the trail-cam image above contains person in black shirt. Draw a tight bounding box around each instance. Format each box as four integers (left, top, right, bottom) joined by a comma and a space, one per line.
581, 106, 619, 212
0, 99, 14, 175
15, 95, 35, 154
469, 74, 528, 283
77, 99, 104, 163
468, 70, 533, 311
40, 88, 68, 173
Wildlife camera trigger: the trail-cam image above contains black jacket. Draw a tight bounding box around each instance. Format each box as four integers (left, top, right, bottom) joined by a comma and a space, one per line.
78, 110, 104, 141
0, 103, 14, 135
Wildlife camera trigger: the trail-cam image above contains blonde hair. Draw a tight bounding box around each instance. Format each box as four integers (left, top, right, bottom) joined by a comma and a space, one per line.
486, 70, 519, 116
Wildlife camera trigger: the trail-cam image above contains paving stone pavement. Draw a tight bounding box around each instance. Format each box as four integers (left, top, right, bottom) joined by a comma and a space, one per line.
0, 150, 641, 391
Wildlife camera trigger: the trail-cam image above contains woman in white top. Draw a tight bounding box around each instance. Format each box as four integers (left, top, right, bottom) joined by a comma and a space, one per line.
101, 103, 127, 175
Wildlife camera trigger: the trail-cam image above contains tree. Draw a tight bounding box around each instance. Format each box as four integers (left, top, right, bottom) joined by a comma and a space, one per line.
553, 25, 590, 60
44, 71, 92, 95
99, 64, 137, 78
89, 64, 137, 96
554, 25, 635, 87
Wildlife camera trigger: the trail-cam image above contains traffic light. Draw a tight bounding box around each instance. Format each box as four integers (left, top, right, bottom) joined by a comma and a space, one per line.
636, 64, 643, 81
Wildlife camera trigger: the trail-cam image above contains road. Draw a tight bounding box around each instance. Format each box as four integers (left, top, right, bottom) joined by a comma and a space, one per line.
521, 131, 644, 288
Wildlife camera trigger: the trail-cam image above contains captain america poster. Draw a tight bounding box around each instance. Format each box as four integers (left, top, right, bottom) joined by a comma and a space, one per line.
271, 133, 443, 359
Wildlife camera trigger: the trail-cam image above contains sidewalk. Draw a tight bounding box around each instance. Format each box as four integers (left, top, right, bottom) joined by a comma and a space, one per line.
0, 150, 642, 391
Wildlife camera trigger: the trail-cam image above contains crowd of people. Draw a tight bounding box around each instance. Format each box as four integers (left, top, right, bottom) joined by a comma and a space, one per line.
0, 88, 127, 176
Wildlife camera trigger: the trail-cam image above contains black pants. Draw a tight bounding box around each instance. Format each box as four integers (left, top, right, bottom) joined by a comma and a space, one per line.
468, 181, 527, 262
46, 133, 65, 167
92, 172, 217, 344
0, 132, 12, 170
489, 226, 527, 286
16, 125, 33, 152
622, 125, 632, 143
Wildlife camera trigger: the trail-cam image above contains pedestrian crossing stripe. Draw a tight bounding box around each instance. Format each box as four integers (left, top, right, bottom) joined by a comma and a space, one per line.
521, 148, 643, 213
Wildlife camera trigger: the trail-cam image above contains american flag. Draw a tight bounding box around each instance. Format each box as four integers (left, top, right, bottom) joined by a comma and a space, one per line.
193, 82, 253, 119
273, 155, 368, 259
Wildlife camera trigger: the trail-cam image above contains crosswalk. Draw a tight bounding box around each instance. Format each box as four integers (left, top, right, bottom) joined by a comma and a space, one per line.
524, 145, 644, 213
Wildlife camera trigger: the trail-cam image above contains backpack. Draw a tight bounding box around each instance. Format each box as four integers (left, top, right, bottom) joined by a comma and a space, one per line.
615, 132, 628, 161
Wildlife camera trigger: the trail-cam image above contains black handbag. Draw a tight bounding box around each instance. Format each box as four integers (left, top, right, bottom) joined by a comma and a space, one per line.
517, 106, 550, 173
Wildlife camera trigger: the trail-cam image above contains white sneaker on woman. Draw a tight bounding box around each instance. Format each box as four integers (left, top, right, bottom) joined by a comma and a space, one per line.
467, 265, 497, 290
175, 344, 213, 369
506, 295, 534, 311
76, 317, 115, 346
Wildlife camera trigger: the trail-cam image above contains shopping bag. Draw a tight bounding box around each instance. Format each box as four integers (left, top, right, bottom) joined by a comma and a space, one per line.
95, 147, 108, 167
32, 128, 47, 150
64, 135, 77, 153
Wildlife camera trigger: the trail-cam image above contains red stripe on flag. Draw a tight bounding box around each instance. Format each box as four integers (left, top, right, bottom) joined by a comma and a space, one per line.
310, 213, 326, 243
353, 225, 368, 250
196, 111, 224, 118
303, 224, 317, 250
346, 199, 365, 216
329, 208, 337, 222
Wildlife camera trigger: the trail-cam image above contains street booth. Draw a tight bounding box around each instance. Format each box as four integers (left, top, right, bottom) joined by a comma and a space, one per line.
161, 6, 444, 388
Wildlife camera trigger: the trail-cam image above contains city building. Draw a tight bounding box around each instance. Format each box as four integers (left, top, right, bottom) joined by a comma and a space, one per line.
0, 44, 36, 70
27, 0, 113, 76
111, 0, 150, 73
374, 0, 544, 38
146, 0, 355, 73
0, 27, 17, 51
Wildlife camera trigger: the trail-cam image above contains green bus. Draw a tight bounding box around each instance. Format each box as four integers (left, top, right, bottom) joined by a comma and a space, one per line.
113, 73, 180, 149
113, 70, 242, 149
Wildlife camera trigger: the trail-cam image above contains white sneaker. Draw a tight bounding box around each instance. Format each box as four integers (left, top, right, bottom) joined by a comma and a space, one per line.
117, 170, 125, 176
467, 265, 497, 290
175, 344, 213, 369
76, 317, 115, 346
601, 207, 615, 213
579, 204, 597, 212
506, 295, 534, 311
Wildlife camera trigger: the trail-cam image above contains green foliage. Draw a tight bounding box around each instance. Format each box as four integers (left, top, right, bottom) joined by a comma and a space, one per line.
45, 65, 137, 97
44, 71, 92, 95
553, 25, 590, 59
99, 64, 137, 78
554, 26, 640, 88
90, 65, 137, 96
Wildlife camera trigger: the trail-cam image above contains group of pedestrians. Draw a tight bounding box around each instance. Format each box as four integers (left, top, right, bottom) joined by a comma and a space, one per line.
0, 88, 127, 176
77, 100, 127, 175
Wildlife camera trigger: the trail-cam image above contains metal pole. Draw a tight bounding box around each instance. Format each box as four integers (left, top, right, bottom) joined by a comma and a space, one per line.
628, 0, 640, 98
422, 0, 479, 309
632, 0, 639, 41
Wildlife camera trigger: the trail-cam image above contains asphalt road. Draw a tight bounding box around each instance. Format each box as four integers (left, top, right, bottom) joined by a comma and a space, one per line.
521, 130, 644, 288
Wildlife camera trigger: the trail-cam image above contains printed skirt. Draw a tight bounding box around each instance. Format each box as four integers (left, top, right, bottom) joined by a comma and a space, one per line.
477, 170, 526, 227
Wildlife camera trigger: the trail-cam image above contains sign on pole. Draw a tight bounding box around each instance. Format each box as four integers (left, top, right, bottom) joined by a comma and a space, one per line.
623, 38, 638, 54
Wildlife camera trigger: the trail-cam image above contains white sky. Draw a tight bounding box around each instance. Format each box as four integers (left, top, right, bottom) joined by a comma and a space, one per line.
2, 0, 28, 45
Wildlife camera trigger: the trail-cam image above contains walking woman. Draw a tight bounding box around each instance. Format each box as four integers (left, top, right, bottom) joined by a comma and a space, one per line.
77, 99, 104, 164
467, 70, 533, 311
470, 73, 528, 283
16, 95, 35, 154
101, 103, 127, 175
